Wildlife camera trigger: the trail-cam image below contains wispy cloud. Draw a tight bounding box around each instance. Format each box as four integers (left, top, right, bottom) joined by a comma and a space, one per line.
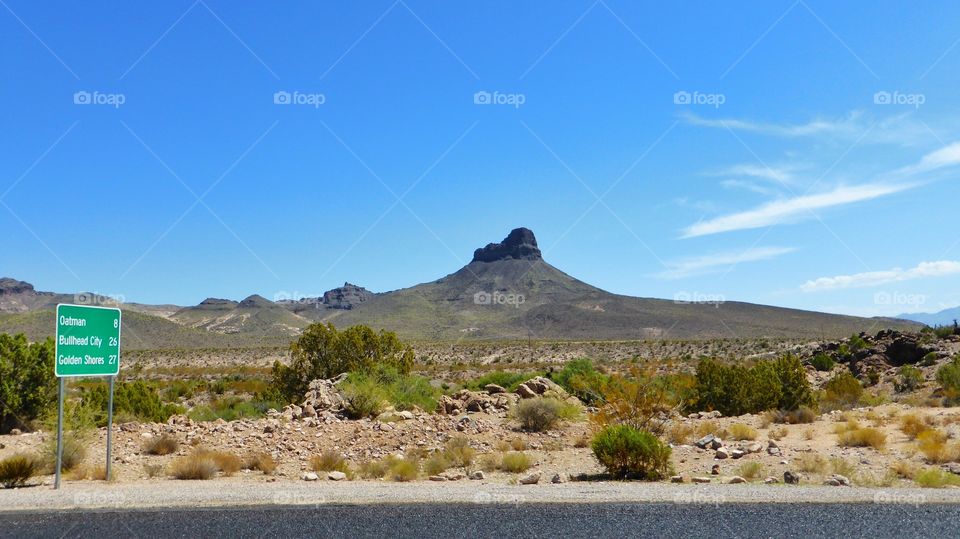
659, 246, 796, 279
682, 110, 864, 138
709, 163, 798, 185
893, 141, 960, 176
801, 260, 960, 292
680, 183, 911, 238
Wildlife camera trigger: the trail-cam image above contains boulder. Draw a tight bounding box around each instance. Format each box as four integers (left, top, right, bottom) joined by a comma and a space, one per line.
670, 475, 686, 483
694, 434, 715, 449
714, 447, 730, 460
745, 441, 763, 454
692, 477, 712, 484
730, 449, 746, 460
551, 473, 566, 484
470, 471, 485, 480
723, 476, 746, 484
515, 384, 537, 399
825, 474, 850, 487
484, 384, 506, 394
519, 472, 541, 485
327, 471, 347, 481
302, 472, 319, 481
783, 471, 801, 485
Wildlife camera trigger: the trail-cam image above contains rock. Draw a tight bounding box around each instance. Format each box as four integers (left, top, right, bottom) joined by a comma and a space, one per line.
472, 227, 542, 263
428, 475, 447, 481
692, 477, 712, 484
710, 438, 724, 450
302, 404, 317, 418
327, 471, 347, 481
694, 434, 716, 449
484, 384, 506, 394
519, 472, 541, 485
730, 449, 746, 459
321, 283, 374, 310
551, 473, 566, 484
945, 463, 960, 475
10, 428, 21, 436
714, 447, 730, 460
442, 472, 465, 481
784, 471, 801, 485
515, 384, 537, 399
764, 477, 779, 484
724, 476, 746, 484
302, 472, 319, 481
670, 475, 686, 483
140, 432, 154, 439
711, 464, 721, 475
302, 376, 347, 414
465, 398, 485, 413
470, 471, 485, 480
825, 474, 850, 487
745, 442, 763, 454
398, 411, 415, 420
767, 444, 781, 457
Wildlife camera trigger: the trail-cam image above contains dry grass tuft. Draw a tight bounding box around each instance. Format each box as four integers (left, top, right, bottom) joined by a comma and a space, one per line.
797, 454, 828, 474
666, 423, 694, 444
499, 452, 533, 473
244, 453, 277, 475
143, 434, 179, 456
837, 426, 887, 450
736, 461, 764, 480
170, 454, 217, 480
728, 423, 758, 441
900, 413, 935, 440
310, 450, 350, 474
916, 429, 959, 464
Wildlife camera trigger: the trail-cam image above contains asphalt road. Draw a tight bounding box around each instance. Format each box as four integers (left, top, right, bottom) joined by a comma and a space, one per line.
1, 502, 958, 539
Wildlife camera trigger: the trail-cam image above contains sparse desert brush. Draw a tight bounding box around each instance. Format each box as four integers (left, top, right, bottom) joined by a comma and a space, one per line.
499, 452, 533, 473
803, 428, 815, 440
514, 397, 575, 432
358, 456, 398, 479
479, 452, 502, 472
916, 429, 958, 464
728, 423, 758, 441
770, 407, 817, 424
759, 412, 773, 429
510, 437, 528, 451
494, 440, 511, 452
666, 423, 694, 444
170, 454, 217, 480
423, 452, 451, 476
915, 468, 960, 488
837, 425, 887, 450
69, 464, 111, 481
310, 450, 350, 474
574, 433, 591, 448
144, 434, 179, 456
900, 413, 935, 440
541, 439, 565, 452
769, 426, 788, 440
143, 463, 164, 478
797, 454, 828, 474
832, 419, 860, 435
244, 453, 277, 475
890, 460, 918, 480
0, 454, 40, 488
387, 457, 419, 482
444, 436, 476, 468
829, 458, 857, 479
736, 461, 764, 480
864, 410, 886, 427
695, 420, 727, 439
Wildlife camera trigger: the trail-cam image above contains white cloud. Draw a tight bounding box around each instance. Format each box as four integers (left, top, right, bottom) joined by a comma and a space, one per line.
894, 141, 960, 176
680, 183, 911, 238
682, 111, 863, 138
710, 163, 797, 185
801, 260, 960, 292
659, 246, 796, 279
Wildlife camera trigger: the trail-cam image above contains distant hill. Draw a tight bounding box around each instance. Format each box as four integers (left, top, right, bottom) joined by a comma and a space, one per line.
897, 307, 960, 327
0, 228, 923, 348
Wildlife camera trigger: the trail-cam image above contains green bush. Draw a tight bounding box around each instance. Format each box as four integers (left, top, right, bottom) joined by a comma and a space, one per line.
514, 398, 566, 432
81, 380, 183, 425
188, 396, 281, 422
0, 334, 56, 433
810, 354, 835, 372
895, 365, 924, 393
340, 376, 388, 419
550, 359, 609, 404
499, 451, 533, 473
820, 372, 864, 411
591, 425, 672, 480
936, 355, 960, 405
0, 454, 40, 488
269, 323, 414, 403
339, 366, 439, 418
692, 355, 812, 416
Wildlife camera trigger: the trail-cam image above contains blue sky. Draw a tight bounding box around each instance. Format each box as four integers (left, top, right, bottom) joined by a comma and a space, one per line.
2, 1, 960, 317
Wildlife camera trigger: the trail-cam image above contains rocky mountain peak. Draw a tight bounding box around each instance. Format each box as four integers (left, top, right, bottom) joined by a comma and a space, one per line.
239, 294, 275, 308
323, 283, 374, 310
0, 278, 35, 296
471, 228, 542, 263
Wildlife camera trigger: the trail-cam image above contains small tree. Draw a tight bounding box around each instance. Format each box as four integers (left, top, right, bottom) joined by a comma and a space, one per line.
591, 425, 672, 480
0, 334, 56, 433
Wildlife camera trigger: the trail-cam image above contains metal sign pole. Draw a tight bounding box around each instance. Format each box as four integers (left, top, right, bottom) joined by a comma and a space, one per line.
54, 377, 64, 490
106, 375, 115, 481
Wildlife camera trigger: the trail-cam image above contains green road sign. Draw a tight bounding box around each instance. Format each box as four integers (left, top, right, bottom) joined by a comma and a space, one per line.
55, 304, 121, 377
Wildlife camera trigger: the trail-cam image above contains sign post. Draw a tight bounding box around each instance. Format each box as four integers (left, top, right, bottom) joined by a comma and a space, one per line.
54, 304, 121, 489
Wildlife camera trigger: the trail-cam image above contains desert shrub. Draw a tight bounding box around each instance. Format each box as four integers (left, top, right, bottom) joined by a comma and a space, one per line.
692, 355, 813, 416
895, 365, 924, 393
666, 422, 694, 444
797, 454, 828, 474
728, 423, 758, 441
591, 425, 672, 480
837, 425, 886, 450
499, 451, 533, 473
0, 454, 40, 488
890, 460, 918, 479
358, 457, 394, 479
170, 454, 217, 480
81, 380, 183, 426
915, 468, 960, 488
188, 396, 281, 422
900, 413, 934, 439
0, 334, 56, 433
479, 453, 501, 472
244, 453, 277, 475
936, 355, 960, 405
736, 461, 764, 480
590, 367, 677, 435
269, 323, 414, 403
916, 429, 958, 464
310, 450, 350, 473
341, 366, 438, 415
514, 398, 567, 432
551, 359, 609, 405
769, 406, 817, 424
143, 463, 164, 478
695, 420, 726, 439
144, 434, 179, 456
509, 437, 528, 451
190, 449, 241, 476
466, 371, 542, 393
423, 453, 451, 476
769, 426, 788, 440
810, 354, 835, 372
339, 376, 387, 419
820, 372, 865, 411
388, 457, 419, 482
443, 436, 475, 469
